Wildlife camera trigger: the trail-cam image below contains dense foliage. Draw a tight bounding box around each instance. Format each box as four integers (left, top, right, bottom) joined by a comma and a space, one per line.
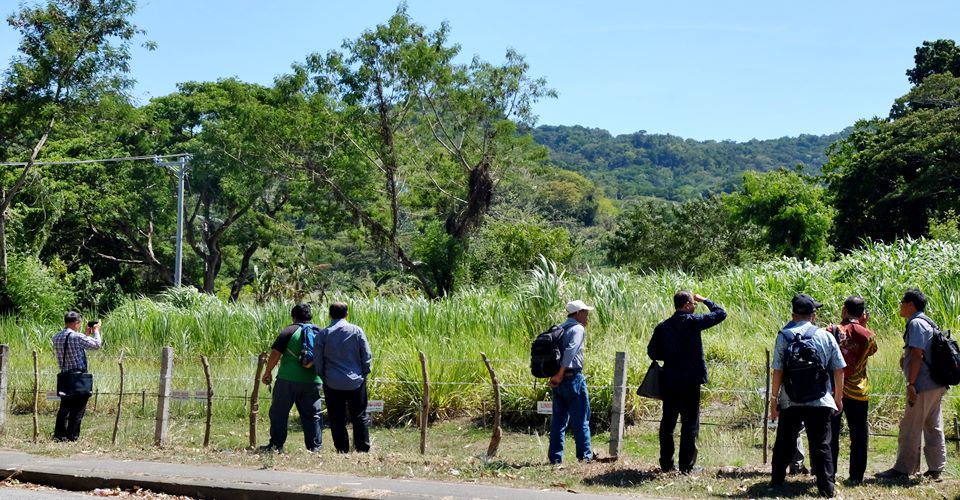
532, 125, 847, 200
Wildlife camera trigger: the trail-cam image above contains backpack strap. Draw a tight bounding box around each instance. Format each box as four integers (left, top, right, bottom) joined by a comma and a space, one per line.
284, 324, 305, 359
58, 329, 71, 372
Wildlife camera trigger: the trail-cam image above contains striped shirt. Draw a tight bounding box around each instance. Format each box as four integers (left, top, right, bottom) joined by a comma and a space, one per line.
52, 328, 102, 373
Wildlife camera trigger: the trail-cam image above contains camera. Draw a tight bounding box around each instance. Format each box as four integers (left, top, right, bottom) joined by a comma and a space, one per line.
87, 320, 99, 328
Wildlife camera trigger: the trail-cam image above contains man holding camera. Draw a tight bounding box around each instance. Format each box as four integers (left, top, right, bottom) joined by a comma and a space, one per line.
52, 311, 102, 442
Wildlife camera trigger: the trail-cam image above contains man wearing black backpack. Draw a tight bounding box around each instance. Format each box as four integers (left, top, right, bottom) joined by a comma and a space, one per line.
259, 303, 323, 453
547, 300, 594, 464
770, 294, 846, 498
647, 291, 726, 475
876, 288, 947, 480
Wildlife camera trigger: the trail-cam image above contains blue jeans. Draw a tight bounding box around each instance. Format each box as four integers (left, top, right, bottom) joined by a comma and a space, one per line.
548, 371, 592, 463
268, 378, 323, 450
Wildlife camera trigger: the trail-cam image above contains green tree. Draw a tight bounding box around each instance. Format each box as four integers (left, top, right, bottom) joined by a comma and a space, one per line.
906, 39, 960, 85
826, 73, 960, 249
606, 195, 764, 273
144, 79, 307, 294
729, 170, 834, 261
292, 5, 554, 298
0, 0, 145, 278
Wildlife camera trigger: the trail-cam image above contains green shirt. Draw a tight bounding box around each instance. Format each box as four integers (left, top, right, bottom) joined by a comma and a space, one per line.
274, 325, 322, 384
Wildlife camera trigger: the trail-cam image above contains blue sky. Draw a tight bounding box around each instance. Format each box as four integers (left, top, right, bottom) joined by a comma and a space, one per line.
2, 0, 958, 141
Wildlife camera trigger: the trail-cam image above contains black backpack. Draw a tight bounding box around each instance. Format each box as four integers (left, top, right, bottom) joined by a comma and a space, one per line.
917, 317, 960, 387
530, 325, 565, 378
781, 324, 830, 404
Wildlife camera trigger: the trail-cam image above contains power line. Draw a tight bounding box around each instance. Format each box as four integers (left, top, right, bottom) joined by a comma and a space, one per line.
0, 153, 190, 167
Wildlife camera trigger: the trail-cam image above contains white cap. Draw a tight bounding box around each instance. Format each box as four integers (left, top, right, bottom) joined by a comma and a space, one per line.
565, 300, 595, 314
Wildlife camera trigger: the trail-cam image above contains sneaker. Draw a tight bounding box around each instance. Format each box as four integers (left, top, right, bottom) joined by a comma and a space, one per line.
923, 470, 942, 481
875, 468, 908, 479
257, 444, 283, 454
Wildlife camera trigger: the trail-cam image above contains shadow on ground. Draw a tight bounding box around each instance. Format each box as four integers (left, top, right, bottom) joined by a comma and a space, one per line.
581, 468, 660, 488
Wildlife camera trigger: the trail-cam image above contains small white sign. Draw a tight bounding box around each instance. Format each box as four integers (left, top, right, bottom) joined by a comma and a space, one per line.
366, 400, 385, 413
45, 391, 60, 401
171, 390, 191, 401
537, 401, 553, 415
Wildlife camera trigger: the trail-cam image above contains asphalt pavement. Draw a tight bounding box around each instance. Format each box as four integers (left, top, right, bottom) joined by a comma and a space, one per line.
0, 450, 651, 499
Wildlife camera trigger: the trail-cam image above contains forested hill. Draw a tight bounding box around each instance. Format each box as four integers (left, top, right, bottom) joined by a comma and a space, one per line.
532, 125, 850, 200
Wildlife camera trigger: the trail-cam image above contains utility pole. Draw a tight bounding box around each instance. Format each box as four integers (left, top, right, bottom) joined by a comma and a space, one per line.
155, 155, 191, 287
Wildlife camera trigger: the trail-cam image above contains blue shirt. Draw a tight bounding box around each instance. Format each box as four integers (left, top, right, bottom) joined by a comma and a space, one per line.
313, 318, 373, 391
902, 312, 944, 393
772, 320, 846, 410
647, 299, 727, 386
559, 317, 585, 371
52, 328, 102, 373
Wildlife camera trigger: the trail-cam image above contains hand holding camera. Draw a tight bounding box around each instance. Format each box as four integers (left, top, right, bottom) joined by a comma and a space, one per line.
85, 320, 101, 335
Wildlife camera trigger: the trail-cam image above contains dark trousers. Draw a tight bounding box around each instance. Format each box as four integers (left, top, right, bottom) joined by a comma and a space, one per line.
659, 384, 701, 472
831, 397, 869, 482
268, 378, 323, 451
323, 381, 371, 453
54, 394, 90, 441
772, 406, 835, 497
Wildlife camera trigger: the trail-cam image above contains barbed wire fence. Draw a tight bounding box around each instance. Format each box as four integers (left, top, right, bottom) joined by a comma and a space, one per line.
0, 344, 958, 460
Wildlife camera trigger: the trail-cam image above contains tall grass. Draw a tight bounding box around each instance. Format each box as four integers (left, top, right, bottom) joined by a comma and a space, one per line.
3, 237, 960, 429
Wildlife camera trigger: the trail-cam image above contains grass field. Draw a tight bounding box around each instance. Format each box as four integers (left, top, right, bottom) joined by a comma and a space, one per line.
3, 238, 960, 497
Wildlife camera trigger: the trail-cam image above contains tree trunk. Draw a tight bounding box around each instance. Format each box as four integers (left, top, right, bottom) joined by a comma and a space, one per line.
203, 244, 221, 294
0, 208, 7, 282
229, 242, 258, 302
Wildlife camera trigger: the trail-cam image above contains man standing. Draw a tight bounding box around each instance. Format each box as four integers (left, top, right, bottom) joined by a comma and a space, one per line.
260, 303, 323, 453
876, 288, 947, 480
647, 291, 727, 474
315, 302, 373, 453
52, 312, 102, 442
827, 295, 877, 484
548, 300, 594, 464
770, 294, 845, 498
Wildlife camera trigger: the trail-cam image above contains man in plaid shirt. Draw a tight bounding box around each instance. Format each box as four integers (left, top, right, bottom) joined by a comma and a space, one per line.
52, 311, 102, 441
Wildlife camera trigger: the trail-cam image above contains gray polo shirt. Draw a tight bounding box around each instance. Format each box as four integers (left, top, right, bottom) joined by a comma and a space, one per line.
313, 318, 373, 391
902, 312, 945, 393
772, 320, 846, 411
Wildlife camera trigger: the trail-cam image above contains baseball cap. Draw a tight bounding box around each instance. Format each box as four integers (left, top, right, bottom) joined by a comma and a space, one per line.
792, 293, 823, 315
565, 300, 595, 314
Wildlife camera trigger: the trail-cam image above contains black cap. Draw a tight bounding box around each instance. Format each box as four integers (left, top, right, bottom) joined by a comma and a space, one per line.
792, 293, 822, 315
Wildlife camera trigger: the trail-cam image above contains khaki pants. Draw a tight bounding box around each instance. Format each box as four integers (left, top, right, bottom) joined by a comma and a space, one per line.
892, 386, 947, 474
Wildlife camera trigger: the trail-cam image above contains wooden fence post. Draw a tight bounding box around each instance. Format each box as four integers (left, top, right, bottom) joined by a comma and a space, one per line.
112, 352, 125, 445
249, 352, 267, 448
0, 344, 8, 434
609, 351, 628, 459
763, 348, 771, 464
154, 346, 174, 447
32, 349, 39, 443
419, 351, 429, 455
141, 390, 146, 415
92, 389, 99, 413
954, 416, 959, 454
480, 353, 502, 458
201, 354, 213, 448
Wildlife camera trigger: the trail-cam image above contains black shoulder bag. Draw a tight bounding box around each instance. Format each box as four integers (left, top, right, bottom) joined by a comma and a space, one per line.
56, 331, 93, 397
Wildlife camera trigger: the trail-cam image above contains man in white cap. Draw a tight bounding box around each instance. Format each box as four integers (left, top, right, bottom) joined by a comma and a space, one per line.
548, 299, 594, 464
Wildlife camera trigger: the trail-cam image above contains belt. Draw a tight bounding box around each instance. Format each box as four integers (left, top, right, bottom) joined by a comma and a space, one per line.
563, 369, 582, 378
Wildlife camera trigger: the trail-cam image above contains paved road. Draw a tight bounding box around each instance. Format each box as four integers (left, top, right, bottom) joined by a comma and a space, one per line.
0, 450, 656, 500
0, 486, 91, 499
